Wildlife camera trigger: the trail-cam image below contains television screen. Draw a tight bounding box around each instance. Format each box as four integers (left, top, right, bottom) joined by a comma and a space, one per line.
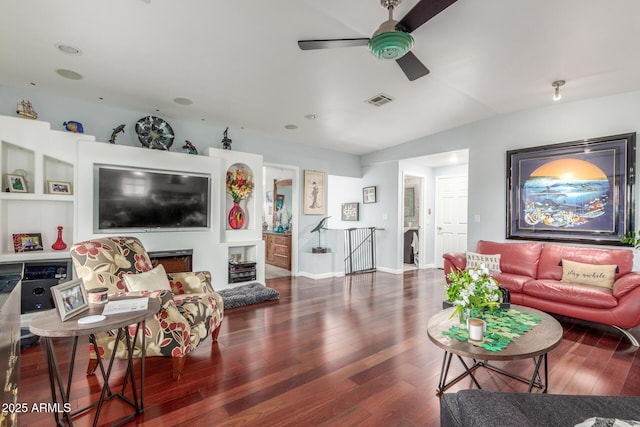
96, 166, 210, 232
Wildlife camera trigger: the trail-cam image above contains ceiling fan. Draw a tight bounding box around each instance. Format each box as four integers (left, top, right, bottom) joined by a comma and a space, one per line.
298, 0, 457, 81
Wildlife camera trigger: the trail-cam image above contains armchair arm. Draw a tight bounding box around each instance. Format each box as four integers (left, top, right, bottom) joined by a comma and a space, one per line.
443, 252, 466, 279
613, 272, 640, 299
168, 271, 215, 295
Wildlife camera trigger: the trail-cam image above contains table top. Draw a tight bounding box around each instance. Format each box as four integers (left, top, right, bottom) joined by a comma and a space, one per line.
29, 298, 160, 338
427, 305, 563, 361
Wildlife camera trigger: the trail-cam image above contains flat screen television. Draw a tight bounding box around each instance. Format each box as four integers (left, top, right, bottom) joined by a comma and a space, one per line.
95, 165, 210, 232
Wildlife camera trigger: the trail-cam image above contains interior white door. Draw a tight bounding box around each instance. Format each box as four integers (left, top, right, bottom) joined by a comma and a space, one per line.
435, 175, 468, 268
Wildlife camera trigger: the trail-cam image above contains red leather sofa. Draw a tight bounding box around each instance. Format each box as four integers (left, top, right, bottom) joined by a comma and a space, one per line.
443, 240, 640, 345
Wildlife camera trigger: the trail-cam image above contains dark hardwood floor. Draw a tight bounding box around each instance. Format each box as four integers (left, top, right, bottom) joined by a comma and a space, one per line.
19, 269, 640, 426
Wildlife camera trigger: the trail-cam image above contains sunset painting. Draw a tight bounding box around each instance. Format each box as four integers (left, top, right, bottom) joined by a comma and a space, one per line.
521, 158, 610, 228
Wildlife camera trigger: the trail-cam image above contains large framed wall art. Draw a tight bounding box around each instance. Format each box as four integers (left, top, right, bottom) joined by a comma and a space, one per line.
506, 133, 636, 245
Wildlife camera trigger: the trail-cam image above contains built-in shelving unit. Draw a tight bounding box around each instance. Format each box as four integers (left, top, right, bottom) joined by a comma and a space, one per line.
0, 116, 92, 264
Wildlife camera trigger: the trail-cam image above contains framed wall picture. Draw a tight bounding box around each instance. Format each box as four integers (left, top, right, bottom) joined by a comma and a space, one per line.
506, 133, 636, 245
12, 233, 43, 252
303, 170, 326, 215
404, 187, 415, 217
51, 279, 89, 321
47, 180, 72, 194
4, 173, 27, 193
363, 186, 377, 204
341, 202, 359, 221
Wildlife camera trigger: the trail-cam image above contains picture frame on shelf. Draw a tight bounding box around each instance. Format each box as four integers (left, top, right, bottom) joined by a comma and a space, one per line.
341, 202, 359, 221
51, 279, 89, 321
47, 180, 72, 195
506, 133, 636, 245
363, 186, 377, 204
12, 233, 43, 252
303, 170, 326, 215
4, 173, 27, 193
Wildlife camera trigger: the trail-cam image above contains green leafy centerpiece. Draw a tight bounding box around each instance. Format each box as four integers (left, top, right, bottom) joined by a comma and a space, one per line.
446, 263, 502, 322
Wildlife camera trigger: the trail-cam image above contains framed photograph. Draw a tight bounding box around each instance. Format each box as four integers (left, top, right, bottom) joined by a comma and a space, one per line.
4, 173, 27, 193
303, 170, 326, 215
47, 180, 72, 194
12, 233, 43, 252
363, 186, 377, 204
342, 202, 359, 221
506, 133, 635, 245
275, 194, 285, 210
51, 279, 89, 321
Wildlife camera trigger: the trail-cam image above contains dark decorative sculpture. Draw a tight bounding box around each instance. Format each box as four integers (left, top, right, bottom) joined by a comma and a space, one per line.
311, 216, 331, 253
109, 124, 125, 144
182, 140, 198, 155
221, 127, 232, 150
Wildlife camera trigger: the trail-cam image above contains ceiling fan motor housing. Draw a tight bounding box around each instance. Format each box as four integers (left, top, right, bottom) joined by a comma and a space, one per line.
369, 19, 414, 60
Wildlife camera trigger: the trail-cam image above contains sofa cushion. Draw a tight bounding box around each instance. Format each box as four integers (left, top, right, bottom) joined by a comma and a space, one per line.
523, 279, 618, 309
561, 259, 617, 289
477, 240, 543, 277
123, 264, 172, 292
466, 251, 501, 272
490, 272, 531, 293
538, 244, 633, 281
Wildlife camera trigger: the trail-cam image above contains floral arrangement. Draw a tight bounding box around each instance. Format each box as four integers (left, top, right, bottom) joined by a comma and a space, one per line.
446, 263, 502, 320
226, 168, 254, 201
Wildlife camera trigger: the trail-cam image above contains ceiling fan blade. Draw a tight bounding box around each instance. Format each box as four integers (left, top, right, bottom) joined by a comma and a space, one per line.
396, 51, 430, 81
298, 38, 370, 50
396, 0, 458, 33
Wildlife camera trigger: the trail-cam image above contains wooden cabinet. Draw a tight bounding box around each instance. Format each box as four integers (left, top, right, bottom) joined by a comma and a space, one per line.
263, 233, 291, 270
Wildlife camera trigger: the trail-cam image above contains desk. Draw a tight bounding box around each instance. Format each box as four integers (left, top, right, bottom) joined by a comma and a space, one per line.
427, 305, 562, 394
29, 298, 160, 427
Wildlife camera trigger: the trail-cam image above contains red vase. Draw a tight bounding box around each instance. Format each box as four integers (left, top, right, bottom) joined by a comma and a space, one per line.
51, 226, 67, 251
228, 200, 246, 229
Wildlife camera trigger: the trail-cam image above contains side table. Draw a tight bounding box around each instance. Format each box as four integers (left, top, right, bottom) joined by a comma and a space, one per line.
29, 298, 160, 427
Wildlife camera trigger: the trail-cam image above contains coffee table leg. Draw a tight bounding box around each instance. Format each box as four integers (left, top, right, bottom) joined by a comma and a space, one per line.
527, 353, 548, 393
436, 351, 482, 394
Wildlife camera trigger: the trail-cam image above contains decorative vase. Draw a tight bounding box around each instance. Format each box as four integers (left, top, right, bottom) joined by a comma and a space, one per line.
228, 200, 246, 229
51, 226, 67, 251
458, 307, 469, 325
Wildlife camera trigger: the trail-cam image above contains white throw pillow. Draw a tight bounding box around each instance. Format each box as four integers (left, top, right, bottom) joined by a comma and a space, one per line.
466, 251, 501, 272
123, 264, 171, 292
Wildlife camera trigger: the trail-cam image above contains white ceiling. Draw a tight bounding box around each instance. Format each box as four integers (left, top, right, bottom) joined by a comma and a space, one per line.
2, 0, 640, 156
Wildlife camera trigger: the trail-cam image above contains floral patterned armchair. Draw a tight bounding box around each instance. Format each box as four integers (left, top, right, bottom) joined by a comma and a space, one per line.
70, 236, 224, 380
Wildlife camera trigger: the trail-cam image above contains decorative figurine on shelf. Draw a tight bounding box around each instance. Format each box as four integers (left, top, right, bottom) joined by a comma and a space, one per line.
51, 226, 67, 251
109, 124, 125, 144
226, 166, 254, 229
63, 121, 84, 133
311, 216, 331, 253
221, 127, 232, 150
182, 140, 198, 155
16, 100, 37, 120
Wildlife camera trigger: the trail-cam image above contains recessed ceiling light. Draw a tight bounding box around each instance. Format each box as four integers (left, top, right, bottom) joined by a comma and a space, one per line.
304, 114, 317, 120
56, 44, 82, 56
174, 97, 193, 105
284, 124, 298, 130
55, 69, 83, 80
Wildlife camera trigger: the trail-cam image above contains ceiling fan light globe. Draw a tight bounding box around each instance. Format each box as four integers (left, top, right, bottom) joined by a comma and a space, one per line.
368, 31, 414, 60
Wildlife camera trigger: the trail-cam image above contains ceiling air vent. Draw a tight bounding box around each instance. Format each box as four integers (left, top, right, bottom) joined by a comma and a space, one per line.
366, 93, 394, 107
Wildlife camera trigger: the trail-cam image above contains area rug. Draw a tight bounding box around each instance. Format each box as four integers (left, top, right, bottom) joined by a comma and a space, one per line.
218, 282, 280, 309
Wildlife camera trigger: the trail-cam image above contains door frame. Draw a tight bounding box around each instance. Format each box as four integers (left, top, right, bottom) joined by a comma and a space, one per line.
263, 162, 299, 275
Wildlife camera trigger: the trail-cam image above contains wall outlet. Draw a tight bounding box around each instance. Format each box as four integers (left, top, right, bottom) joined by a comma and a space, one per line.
474, 214, 481, 223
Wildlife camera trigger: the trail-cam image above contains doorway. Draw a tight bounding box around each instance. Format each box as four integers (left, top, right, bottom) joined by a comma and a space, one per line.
403, 175, 422, 271
263, 164, 298, 279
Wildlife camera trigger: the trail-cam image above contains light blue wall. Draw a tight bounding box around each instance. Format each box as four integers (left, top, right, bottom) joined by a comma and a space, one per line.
1, 85, 361, 275
6, 84, 640, 274
363, 90, 640, 251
